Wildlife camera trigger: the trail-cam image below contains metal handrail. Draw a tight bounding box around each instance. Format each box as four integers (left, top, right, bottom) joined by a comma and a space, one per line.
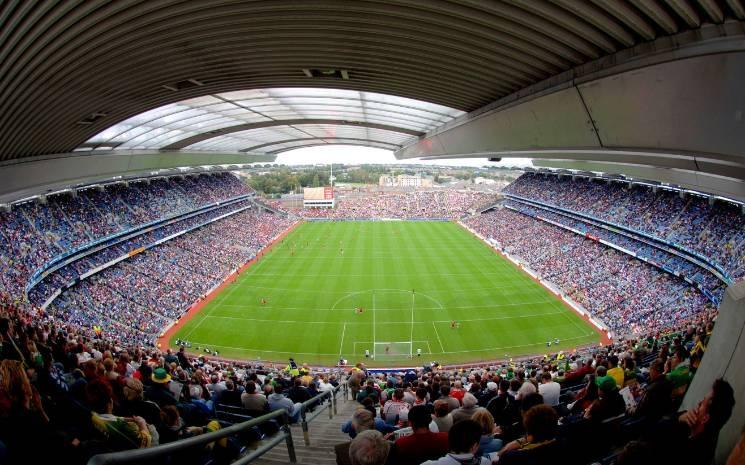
299, 384, 343, 446
88, 381, 349, 464
87, 409, 296, 465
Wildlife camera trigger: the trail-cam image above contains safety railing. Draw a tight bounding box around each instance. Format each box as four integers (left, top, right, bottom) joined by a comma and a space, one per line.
87, 408, 296, 465
299, 382, 345, 445
88, 380, 349, 465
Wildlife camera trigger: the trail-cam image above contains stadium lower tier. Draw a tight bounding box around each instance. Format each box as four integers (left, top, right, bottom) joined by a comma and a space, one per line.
41, 209, 293, 347
464, 209, 716, 338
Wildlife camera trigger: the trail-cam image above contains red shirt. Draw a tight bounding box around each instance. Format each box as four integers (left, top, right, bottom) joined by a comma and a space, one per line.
394, 431, 449, 465
451, 388, 465, 404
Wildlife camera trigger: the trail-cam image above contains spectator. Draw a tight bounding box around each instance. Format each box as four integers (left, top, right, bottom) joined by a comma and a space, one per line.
440, 385, 460, 412
422, 419, 491, 465
146, 367, 178, 408
471, 408, 503, 456
392, 405, 449, 465
486, 379, 516, 428
267, 384, 301, 423
348, 430, 390, 465
86, 379, 155, 450
241, 380, 268, 414
430, 399, 454, 433
451, 393, 480, 423
647, 378, 735, 465
584, 376, 625, 422
381, 388, 408, 424
633, 359, 673, 423
498, 405, 560, 463
538, 372, 561, 407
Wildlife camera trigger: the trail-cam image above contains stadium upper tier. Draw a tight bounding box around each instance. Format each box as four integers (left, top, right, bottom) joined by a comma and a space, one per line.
0, 173, 251, 303
464, 209, 714, 337
502, 173, 745, 283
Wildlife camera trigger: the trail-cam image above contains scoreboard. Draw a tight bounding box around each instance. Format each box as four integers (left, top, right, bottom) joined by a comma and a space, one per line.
303, 186, 335, 208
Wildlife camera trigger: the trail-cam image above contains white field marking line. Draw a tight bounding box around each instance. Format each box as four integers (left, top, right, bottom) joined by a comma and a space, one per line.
330, 288, 444, 312
432, 321, 445, 352
245, 271, 514, 278
372, 292, 376, 359
203, 310, 567, 325
239, 282, 528, 295
189, 342, 338, 356
438, 334, 595, 355
338, 322, 347, 360
181, 314, 209, 340
551, 299, 596, 337
354, 341, 428, 355
217, 300, 556, 312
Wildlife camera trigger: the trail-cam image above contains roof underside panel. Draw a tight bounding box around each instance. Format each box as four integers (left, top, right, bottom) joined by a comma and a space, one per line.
1, 0, 738, 162
81, 88, 464, 153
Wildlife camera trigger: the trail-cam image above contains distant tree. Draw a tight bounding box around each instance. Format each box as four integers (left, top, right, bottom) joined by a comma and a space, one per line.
312, 174, 320, 187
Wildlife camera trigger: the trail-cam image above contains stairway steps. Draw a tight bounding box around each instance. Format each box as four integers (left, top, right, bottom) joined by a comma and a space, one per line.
252, 397, 358, 465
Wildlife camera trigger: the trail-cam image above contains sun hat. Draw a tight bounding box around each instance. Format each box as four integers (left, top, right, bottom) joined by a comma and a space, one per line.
152, 367, 172, 384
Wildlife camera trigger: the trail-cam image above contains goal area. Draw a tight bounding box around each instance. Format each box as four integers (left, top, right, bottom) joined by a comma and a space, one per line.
374, 341, 412, 359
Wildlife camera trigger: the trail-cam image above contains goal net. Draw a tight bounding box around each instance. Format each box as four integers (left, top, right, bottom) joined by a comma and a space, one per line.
374, 341, 412, 359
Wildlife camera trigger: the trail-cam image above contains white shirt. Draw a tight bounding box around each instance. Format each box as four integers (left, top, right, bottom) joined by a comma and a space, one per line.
538, 381, 561, 406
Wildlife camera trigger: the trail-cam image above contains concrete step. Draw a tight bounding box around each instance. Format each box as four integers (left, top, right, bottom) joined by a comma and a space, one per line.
252, 397, 359, 465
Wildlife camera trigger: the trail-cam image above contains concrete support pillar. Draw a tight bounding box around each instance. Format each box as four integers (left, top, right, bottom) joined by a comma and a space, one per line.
681, 281, 745, 464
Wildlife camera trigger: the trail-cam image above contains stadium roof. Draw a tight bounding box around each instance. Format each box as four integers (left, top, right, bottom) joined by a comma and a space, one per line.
0, 1, 744, 201
78, 88, 464, 154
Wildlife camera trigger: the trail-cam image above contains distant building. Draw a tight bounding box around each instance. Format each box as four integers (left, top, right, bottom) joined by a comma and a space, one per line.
378, 174, 434, 188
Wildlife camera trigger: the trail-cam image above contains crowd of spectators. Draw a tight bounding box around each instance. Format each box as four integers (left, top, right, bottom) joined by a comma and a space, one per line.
503, 174, 745, 281
44, 209, 292, 346
337, 308, 732, 465
0, 173, 251, 303
294, 190, 497, 220
0, 302, 340, 464
464, 209, 716, 337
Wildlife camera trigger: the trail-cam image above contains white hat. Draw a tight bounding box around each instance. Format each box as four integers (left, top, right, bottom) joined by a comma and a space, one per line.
486, 382, 498, 391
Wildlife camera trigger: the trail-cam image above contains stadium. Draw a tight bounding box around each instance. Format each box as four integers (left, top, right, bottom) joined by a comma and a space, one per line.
0, 2, 744, 465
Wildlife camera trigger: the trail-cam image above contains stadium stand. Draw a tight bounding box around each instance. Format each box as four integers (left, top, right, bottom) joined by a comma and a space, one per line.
0, 172, 739, 465
293, 191, 497, 220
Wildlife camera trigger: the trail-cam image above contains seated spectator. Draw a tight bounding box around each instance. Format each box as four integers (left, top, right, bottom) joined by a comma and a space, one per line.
537, 372, 560, 407
266, 384, 301, 423
288, 377, 311, 405
392, 405, 449, 465
584, 376, 625, 422
568, 375, 598, 416
342, 407, 397, 439
241, 380, 268, 414
647, 378, 735, 465
216, 379, 242, 407
485, 379, 517, 428
146, 368, 178, 408
118, 377, 162, 427
86, 379, 156, 450
451, 393, 479, 423
633, 359, 673, 424
348, 430, 391, 465
471, 408, 503, 456
381, 388, 408, 424
422, 419, 491, 465
498, 405, 561, 463
440, 385, 460, 412
336, 408, 376, 465
607, 355, 624, 388
430, 399, 454, 433
357, 382, 380, 405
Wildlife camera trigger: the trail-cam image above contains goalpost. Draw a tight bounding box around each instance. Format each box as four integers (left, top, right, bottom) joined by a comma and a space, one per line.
373, 341, 413, 359
368, 289, 418, 360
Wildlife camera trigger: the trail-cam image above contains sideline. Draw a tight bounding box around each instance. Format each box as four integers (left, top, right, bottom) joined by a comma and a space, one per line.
455, 220, 611, 347
157, 220, 301, 351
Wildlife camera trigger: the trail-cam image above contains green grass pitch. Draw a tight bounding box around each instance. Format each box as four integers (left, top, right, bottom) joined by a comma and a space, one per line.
173, 221, 599, 367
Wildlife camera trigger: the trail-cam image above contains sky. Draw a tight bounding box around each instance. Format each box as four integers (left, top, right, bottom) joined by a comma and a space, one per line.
273, 145, 533, 168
